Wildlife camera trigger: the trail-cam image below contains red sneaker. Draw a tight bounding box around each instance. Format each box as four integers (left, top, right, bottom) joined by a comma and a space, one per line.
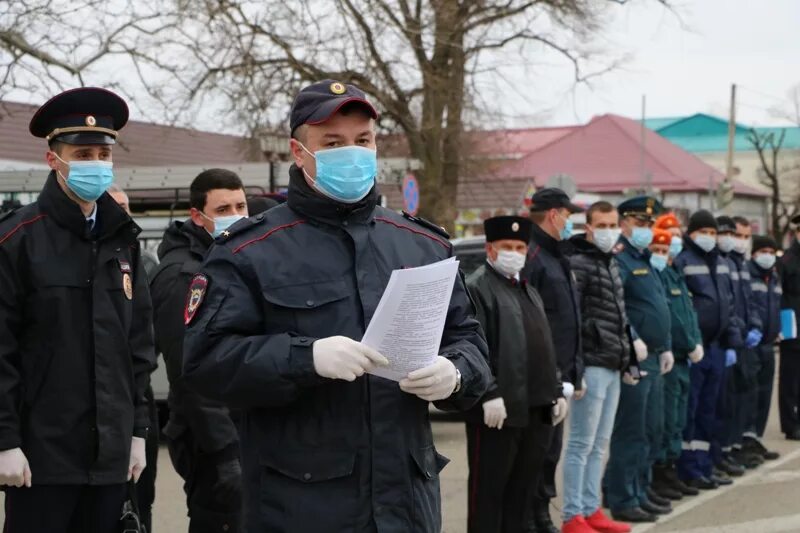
562, 515, 600, 533
585, 508, 631, 533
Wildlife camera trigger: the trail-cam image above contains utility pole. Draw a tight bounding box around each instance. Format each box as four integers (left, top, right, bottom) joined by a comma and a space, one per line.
719, 83, 737, 211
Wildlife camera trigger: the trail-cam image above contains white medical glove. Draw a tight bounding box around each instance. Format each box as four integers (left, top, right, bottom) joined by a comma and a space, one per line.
482, 398, 507, 429
659, 350, 675, 375
312, 336, 389, 381
551, 397, 569, 426
689, 344, 704, 364
399, 356, 458, 402
0, 448, 31, 488
633, 338, 648, 362
128, 437, 147, 483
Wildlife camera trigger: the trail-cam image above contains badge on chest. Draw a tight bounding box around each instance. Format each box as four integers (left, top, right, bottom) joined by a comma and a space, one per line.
185, 274, 208, 325
118, 259, 133, 300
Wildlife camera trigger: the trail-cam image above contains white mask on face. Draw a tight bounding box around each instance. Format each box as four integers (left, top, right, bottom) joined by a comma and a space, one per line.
592, 228, 622, 253
718, 235, 736, 254
490, 250, 527, 278
734, 237, 751, 256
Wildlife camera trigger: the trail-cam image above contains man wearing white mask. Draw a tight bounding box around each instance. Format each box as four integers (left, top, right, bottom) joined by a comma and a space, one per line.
465, 216, 563, 533
149, 168, 248, 533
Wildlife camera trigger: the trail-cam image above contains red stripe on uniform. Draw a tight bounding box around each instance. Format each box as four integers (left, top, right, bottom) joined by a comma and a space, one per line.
0, 214, 47, 246
232, 220, 307, 254
374, 217, 450, 250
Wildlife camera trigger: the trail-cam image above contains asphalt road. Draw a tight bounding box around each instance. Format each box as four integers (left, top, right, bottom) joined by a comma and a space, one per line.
1, 360, 798, 532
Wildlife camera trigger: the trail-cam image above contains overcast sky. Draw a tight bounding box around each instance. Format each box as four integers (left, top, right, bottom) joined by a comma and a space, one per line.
510, 0, 800, 128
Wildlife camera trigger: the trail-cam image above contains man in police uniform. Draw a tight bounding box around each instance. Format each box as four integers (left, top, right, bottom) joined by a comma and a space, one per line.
779, 214, 800, 440
0, 88, 156, 532
603, 196, 674, 523
150, 169, 248, 533
182, 80, 492, 532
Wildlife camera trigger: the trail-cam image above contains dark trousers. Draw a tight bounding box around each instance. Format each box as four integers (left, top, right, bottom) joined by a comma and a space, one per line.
711, 363, 737, 464
168, 431, 242, 533
779, 342, 800, 435
659, 362, 691, 463
137, 386, 159, 532
737, 345, 775, 441
4, 483, 126, 533
678, 344, 725, 481
466, 407, 553, 533
531, 420, 562, 517
603, 360, 658, 513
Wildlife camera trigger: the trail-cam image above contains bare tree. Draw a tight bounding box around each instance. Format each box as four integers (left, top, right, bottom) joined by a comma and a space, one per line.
769, 83, 800, 127
748, 128, 800, 240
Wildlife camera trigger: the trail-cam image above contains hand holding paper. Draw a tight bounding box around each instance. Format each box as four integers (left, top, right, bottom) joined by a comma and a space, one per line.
399, 356, 458, 402
313, 336, 389, 381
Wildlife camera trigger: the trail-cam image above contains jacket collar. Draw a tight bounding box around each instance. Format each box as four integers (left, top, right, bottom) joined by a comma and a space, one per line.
530, 222, 562, 256
182, 221, 213, 258
485, 261, 523, 286
620, 234, 649, 259
37, 172, 137, 242
569, 233, 609, 259
685, 234, 719, 263
286, 164, 378, 226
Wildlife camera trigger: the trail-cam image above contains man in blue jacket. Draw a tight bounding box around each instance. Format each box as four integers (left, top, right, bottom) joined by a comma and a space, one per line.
675, 210, 741, 490
603, 196, 674, 523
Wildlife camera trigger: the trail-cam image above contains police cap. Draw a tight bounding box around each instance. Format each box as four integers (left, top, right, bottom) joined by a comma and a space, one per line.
617, 195, 663, 221
484, 216, 531, 243
529, 187, 584, 213
290, 80, 378, 135
29, 87, 128, 145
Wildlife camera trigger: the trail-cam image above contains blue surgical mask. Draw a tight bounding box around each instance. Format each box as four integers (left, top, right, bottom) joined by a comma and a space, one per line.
630, 227, 653, 249
53, 153, 114, 202
669, 236, 683, 258
559, 214, 574, 240
592, 228, 621, 253
201, 212, 245, 238
693, 234, 717, 253
649, 253, 668, 272
301, 144, 377, 203
754, 253, 776, 270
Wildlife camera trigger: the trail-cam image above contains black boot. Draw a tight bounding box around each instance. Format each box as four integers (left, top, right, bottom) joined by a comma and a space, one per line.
661, 463, 700, 496
743, 437, 780, 460
651, 464, 683, 500
528, 501, 558, 533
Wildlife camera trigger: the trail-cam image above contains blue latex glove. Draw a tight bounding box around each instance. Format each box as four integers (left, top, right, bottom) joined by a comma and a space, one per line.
725, 349, 737, 367
746, 329, 763, 348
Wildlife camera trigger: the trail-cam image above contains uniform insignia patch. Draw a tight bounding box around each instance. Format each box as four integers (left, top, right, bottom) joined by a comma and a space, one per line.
633, 268, 649, 275
122, 273, 133, 300
671, 288, 682, 296
118, 259, 132, 273
184, 274, 208, 325
612, 243, 625, 254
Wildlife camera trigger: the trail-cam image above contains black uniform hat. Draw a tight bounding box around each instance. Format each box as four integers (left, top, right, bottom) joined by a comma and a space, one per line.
716, 216, 736, 234
484, 216, 532, 243
687, 209, 718, 234
791, 213, 800, 226
29, 87, 128, 145
752, 235, 777, 253
529, 187, 584, 213
290, 80, 378, 135
617, 195, 664, 221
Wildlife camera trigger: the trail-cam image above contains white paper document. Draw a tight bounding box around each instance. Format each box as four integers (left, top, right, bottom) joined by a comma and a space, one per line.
363, 258, 460, 382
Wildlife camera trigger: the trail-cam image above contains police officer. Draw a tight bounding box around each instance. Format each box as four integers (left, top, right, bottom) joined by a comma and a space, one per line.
648, 221, 703, 501
675, 210, 740, 490
465, 216, 562, 533
0, 88, 156, 532
742, 235, 782, 457
603, 196, 673, 523
524, 187, 583, 533
779, 215, 800, 440
149, 169, 248, 532
182, 80, 492, 532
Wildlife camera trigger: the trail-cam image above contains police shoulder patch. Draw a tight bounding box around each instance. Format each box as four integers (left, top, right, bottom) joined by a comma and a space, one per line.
612, 242, 625, 254
184, 274, 209, 325
402, 211, 450, 239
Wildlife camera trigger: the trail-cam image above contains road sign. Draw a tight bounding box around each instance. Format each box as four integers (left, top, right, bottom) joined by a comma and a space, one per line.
402, 173, 420, 216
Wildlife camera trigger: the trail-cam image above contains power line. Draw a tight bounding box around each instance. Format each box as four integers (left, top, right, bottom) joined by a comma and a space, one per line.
738, 84, 796, 106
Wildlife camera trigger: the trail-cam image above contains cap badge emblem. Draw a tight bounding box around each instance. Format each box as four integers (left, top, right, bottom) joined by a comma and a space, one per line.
512, 222, 520, 232
330, 82, 346, 95
85, 115, 96, 127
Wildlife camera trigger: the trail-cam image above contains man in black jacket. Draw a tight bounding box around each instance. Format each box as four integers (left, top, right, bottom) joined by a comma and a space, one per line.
182, 80, 492, 532
465, 216, 563, 533
523, 187, 584, 533
0, 88, 156, 532
149, 169, 248, 532
779, 214, 800, 440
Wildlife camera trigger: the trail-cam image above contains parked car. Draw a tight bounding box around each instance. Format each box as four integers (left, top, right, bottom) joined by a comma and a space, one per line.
452, 236, 486, 276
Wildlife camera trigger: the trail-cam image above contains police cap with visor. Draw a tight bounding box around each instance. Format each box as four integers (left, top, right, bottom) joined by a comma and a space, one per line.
29, 87, 128, 145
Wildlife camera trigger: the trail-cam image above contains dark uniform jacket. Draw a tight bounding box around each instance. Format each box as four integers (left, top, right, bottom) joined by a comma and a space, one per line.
674, 238, 740, 348
182, 168, 492, 533
659, 265, 702, 360
523, 224, 583, 386
749, 260, 782, 345
615, 236, 671, 363
720, 252, 754, 348
0, 174, 156, 485
568, 234, 631, 371
149, 221, 238, 455
465, 264, 560, 428
779, 239, 800, 350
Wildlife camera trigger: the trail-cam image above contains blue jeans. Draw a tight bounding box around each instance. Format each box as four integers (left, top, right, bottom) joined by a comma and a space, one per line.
562, 366, 621, 520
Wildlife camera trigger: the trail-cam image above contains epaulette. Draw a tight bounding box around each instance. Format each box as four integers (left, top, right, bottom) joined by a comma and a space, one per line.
0, 208, 19, 224
215, 212, 269, 243
402, 211, 450, 240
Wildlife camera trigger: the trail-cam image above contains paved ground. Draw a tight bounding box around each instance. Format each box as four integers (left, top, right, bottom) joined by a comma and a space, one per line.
1, 363, 798, 532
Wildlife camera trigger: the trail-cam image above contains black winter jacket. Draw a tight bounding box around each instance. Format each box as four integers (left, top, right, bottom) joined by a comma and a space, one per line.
149, 221, 238, 455
568, 235, 631, 371
182, 167, 492, 533
0, 174, 156, 485
466, 264, 561, 427
779, 239, 800, 350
